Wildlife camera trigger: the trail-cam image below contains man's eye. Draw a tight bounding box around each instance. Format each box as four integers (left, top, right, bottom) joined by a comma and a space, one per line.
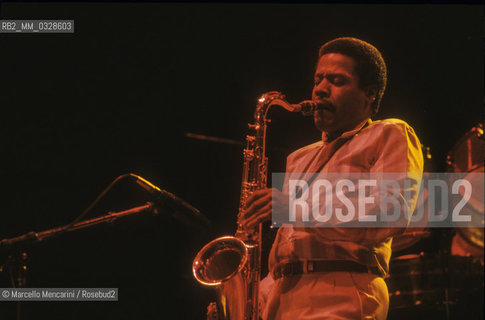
331, 76, 346, 86
314, 77, 321, 85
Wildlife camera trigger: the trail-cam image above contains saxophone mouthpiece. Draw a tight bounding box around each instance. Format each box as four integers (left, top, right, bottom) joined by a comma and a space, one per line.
291, 100, 319, 116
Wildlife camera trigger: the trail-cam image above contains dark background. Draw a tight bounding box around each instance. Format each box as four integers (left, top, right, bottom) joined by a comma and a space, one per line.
0, 3, 483, 319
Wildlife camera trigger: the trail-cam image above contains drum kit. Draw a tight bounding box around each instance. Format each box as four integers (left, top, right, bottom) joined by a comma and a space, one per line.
386, 124, 484, 320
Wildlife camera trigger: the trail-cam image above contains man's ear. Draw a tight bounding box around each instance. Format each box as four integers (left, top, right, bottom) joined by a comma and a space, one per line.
364, 86, 377, 115
365, 85, 377, 103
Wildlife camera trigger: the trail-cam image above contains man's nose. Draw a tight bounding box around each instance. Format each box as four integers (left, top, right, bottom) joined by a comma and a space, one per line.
314, 79, 330, 98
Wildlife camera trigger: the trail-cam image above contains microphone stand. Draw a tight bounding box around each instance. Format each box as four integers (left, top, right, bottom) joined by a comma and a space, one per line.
0, 202, 157, 320
0, 202, 156, 248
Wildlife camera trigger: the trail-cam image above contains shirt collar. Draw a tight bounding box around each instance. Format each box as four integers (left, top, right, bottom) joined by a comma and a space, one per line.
321, 118, 372, 143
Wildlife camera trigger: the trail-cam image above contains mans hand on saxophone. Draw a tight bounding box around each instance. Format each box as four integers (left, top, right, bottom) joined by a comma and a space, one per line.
240, 188, 288, 229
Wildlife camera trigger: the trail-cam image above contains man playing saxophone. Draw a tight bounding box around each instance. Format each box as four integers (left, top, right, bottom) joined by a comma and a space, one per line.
241, 37, 423, 320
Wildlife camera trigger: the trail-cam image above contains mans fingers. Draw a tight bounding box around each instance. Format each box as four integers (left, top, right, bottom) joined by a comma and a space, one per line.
245, 202, 272, 228
242, 193, 271, 219
245, 188, 277, 205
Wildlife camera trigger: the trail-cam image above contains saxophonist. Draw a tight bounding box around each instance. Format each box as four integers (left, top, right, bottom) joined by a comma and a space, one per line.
240, 37, 423, 320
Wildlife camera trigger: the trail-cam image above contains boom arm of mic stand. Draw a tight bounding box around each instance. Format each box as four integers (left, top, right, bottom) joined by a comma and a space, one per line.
0, 202, 156, 248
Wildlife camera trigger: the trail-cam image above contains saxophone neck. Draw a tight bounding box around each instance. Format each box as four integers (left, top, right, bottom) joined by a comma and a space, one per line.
255, 91, 290, 117
256, 91, 318, 115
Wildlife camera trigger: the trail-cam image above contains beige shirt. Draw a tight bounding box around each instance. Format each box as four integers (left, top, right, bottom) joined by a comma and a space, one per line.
268, 118, 424, 276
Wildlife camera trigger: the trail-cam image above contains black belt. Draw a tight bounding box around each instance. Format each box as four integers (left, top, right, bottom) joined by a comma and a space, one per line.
272, 260, 382, 280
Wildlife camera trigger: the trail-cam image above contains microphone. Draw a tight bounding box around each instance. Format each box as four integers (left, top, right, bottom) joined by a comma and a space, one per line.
128, 174, 211, 230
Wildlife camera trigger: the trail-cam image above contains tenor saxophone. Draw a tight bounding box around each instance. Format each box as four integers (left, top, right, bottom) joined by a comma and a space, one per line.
192, 92, 317, 320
